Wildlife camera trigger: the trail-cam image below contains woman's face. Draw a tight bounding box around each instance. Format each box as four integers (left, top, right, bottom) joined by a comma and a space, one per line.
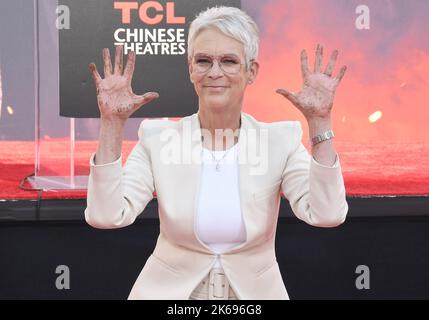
188, 27, 259, 113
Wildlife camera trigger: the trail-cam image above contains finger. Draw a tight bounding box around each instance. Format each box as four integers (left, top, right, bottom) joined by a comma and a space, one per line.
324, 49, 338, 77
276, 88, 299, 106
300, 49, 310, 79
335, 65, 347, 84
89, 63, 102, 88
114, 45, 124, 75
103, 48, 113, 77
124, 50, 136, 82
314, 44, 323, 73
133, 92, 160, 109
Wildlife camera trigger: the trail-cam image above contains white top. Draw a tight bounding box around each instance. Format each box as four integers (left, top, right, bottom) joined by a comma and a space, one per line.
196, 142, 246, 268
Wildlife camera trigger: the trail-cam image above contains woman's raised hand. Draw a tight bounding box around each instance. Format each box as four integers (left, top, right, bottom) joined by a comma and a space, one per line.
276, 44, 347, 120
89, 46, 159, 121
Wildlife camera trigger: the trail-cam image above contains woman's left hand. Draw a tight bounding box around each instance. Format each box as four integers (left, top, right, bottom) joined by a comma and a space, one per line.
276, 44, 347, 120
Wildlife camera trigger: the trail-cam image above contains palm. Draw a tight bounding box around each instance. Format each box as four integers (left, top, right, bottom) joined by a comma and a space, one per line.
277, 44, 347, 119
97, 75, 135, 117
89, 46, 159, 120
297, 73, 337, 117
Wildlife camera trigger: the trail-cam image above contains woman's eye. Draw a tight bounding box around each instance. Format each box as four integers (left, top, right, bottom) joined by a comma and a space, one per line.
197, 59, 211, 64
222, 59, 238, 64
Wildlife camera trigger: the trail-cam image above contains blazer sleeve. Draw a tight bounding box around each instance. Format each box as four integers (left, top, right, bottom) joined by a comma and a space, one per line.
280, 121, 348, 227
84, 120, 155, 229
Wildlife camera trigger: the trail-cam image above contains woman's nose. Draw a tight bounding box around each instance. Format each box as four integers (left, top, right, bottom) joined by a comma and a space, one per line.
207, 60, 224, 78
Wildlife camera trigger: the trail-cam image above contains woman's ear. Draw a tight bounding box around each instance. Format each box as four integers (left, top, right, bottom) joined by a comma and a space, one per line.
247, 60, 260, 84
188, 59, 194, 83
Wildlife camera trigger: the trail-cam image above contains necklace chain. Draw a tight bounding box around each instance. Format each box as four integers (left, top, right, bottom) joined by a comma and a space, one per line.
207, 144, 235, 171
199, 116, 241, 172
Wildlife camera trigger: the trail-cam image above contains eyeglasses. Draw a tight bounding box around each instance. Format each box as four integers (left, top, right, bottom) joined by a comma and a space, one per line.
192, 54, 248, 75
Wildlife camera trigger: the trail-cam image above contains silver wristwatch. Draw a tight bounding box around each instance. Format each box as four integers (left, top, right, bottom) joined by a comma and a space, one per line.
310, 129, 335, 146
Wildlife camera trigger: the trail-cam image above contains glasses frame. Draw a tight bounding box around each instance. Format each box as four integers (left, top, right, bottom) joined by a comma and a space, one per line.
190, 54, 254, 75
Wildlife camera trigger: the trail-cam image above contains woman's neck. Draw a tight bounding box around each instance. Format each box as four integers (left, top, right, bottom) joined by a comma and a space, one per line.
198, 109, 241, 151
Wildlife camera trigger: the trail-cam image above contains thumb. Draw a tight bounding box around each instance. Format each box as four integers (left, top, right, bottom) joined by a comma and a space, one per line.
276, 88, 299, 106
133, 92, 160, 109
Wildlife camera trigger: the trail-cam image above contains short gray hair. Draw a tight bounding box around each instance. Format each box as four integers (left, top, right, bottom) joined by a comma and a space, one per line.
187, 6, 259, 68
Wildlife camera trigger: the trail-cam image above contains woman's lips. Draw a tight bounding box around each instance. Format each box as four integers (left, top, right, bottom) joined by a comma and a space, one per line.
204, 86, 229, 91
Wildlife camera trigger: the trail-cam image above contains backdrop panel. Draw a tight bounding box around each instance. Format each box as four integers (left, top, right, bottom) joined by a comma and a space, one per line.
59, 0, 241, 118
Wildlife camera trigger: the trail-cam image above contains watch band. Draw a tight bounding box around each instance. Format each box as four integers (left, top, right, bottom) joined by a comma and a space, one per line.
311, 129, 335, 146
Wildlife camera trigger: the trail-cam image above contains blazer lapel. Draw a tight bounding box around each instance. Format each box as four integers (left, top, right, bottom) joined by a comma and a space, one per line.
229, 112, 256, 253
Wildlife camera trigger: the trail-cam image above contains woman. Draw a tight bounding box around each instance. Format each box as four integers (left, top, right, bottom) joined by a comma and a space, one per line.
85, 6, 348, 300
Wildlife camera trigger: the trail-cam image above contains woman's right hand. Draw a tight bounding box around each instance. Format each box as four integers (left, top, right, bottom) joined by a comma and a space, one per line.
89, 45, 159, 122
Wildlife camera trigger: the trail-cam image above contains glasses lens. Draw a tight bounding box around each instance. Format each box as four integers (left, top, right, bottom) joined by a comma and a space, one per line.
220, 57, 241, 74
194, 56, 212, 73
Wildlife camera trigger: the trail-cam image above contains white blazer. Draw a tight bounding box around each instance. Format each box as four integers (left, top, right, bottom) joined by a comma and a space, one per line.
84, 111, 348, 300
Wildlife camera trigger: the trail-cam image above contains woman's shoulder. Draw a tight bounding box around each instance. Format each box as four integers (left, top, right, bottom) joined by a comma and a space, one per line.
242, 112, 301, 134
137, 118, 180, 140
